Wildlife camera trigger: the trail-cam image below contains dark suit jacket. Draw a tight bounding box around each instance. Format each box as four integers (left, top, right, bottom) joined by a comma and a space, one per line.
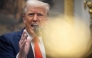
0, 29, 35, 58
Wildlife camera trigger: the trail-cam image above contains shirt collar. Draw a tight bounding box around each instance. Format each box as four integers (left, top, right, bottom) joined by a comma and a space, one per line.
25, 29, 42, 43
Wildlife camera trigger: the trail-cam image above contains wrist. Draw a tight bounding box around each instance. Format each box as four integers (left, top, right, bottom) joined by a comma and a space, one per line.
18, 52, 26, 58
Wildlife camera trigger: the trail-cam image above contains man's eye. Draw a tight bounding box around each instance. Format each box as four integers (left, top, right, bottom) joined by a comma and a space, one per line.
37, 13, 43, 16
28, 13, 34, 16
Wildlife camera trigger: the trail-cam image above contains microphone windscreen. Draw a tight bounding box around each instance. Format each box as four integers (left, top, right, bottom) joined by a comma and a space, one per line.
34, 25, 40, 36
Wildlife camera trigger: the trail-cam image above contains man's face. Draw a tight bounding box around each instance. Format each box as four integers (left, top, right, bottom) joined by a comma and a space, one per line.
23, 7, 48, 30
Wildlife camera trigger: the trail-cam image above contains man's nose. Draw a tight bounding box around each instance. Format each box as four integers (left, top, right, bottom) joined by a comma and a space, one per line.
33, 14, 38, 22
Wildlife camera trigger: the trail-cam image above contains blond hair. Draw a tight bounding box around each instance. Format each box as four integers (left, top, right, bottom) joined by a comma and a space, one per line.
23, 0, 50, 14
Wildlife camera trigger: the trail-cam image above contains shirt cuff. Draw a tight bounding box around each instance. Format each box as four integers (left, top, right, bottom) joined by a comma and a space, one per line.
16, 53, 19, 58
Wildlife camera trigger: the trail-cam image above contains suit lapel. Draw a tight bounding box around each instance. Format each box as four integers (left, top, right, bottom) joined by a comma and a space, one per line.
17, 28, 24, 37
27, 44, 34, 58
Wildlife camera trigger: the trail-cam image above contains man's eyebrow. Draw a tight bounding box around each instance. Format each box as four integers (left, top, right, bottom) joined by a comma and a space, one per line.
28, 13, 34, 14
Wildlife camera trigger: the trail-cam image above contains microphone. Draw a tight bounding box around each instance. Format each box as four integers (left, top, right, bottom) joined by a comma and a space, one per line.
34, 25, 42, 36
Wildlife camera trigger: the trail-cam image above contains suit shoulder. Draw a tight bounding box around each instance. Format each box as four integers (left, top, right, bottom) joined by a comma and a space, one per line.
0, 29, 23, 43
0, 31, 21, 46
0, 31, 18, 38
0, 28, 24, 38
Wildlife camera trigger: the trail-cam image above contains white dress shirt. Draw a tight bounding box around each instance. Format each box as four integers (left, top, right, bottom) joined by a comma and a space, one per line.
16, 29, 46, 58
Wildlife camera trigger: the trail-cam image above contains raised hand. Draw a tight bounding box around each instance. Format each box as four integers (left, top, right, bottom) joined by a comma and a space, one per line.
18, 30, 31, 58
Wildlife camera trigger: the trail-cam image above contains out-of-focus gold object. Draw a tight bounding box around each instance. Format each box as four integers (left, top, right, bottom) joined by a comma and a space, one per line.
84, 0, 92, 24
42, 15, 91, 58
84, 0, 92, 57
64, 0, 74, 24
64, 0, 74, 16
84, 0, 92, 14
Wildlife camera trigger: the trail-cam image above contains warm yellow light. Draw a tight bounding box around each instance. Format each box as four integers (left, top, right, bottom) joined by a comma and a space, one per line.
42, 15, 91, 58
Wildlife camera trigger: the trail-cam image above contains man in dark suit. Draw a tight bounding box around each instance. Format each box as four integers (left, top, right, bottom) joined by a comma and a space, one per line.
0, 0, 50, 58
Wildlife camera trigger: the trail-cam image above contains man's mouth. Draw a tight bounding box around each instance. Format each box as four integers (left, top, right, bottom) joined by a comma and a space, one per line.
31, 24, 39, 29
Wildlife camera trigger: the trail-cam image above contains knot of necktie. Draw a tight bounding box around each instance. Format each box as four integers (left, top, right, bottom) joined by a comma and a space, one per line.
32, 37, 39, 43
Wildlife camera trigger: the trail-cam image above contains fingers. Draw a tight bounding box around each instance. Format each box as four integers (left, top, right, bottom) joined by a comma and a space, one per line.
21, 34, 27, 47
19, 30, 31, 57
19, 30, 28, 47
25, 37, 31, 54
26, 37, 31, 44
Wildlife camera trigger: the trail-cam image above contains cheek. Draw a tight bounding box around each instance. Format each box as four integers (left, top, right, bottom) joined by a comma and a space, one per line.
40, 18, 45, 23
40, 18, 47, 25
40, 17, 47, 21
42, 17, 47, 22
25, 18, 32, 23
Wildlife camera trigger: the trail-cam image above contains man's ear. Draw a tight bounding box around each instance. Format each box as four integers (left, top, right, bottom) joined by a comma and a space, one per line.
23, 14, 26, 24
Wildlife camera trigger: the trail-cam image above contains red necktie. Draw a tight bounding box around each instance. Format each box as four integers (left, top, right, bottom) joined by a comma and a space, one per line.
34, 37, 42, 58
